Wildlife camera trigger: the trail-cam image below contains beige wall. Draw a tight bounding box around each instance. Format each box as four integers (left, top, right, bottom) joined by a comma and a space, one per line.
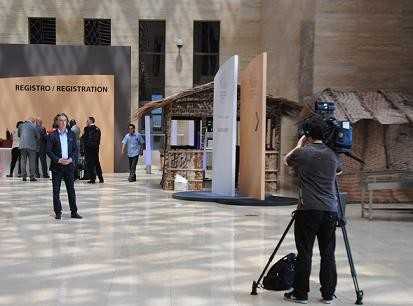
261, 0, 316, 102
261, 0, 413, 194
261, 0, 413, 100
1, 1, 411, 109
0, 0, 262, 120
313, 0, 413, 92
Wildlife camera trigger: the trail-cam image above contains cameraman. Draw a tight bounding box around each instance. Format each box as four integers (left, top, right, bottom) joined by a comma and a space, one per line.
283, 117, 342, 304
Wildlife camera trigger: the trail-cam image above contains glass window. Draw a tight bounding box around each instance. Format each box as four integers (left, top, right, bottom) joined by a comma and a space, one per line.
84, 19, 111, 45
193, 21, 220, 86
139, 20, 166, 104
28, 17, 56, 44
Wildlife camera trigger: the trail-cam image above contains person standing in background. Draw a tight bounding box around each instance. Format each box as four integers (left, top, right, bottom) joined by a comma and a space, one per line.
47, 113, 82, 220
79, 126, 88, 180
35, 119, 49, 178
48, 117, 59, 135
83, 116, 104, 184
6, 121, 23, 178
19, 117, 40, 182
121, 124, 145, 182
6, 129, 12, 141
69, 119, 81, 148
69, 119, 81, 180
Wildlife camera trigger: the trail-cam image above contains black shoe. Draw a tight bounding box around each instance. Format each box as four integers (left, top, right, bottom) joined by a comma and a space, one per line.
321, 298, 333, 304
22, 177, 27, 181
71, 212, 83, 219
55, 213, 62, 220
284, 291, 308, 304
6, 174, 12, 177
43, 175, 50, 179
87, 180, 96, 184
99, 180, 104, 183
30, 177, 37, 182
320, 294, 335, 304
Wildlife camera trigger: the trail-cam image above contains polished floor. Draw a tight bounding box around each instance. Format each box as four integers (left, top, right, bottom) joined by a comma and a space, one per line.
0, 172, 412, 306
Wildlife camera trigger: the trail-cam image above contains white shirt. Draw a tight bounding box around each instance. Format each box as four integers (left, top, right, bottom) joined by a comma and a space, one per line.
12, 130, 20, 148
58, 129, 68, 159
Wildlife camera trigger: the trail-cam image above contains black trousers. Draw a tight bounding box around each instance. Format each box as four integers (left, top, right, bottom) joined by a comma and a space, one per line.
81, 155, 90, 180
128, 155, 139, 178
86, 149, 103, 182
293, 210, 338, 299
52, 165, 78, 214
9, 147, 21, 176
35, 149, 48, 177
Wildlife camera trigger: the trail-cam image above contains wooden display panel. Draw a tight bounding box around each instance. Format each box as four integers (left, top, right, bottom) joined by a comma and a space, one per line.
239, 53, 267, 200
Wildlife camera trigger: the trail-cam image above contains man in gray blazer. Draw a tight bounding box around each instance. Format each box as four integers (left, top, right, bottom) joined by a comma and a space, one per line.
19, 117, 40, 181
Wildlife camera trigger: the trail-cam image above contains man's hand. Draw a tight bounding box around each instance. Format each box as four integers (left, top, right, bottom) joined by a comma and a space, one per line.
296, 135, 307, 148
284, 135, 307, 167
58, 158, 72, 165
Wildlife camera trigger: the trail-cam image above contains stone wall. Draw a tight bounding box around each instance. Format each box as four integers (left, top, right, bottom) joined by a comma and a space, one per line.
313, 0, 413, 92
0, 0, 262, 120
261, 0, 413, 203
261, 0, 317, 102
340, 120, 413, 203
261, 0, 413, 99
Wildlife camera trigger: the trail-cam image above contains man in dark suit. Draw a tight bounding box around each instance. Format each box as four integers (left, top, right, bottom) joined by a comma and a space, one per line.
83, 116, 104, 184
47, 113, 82, 220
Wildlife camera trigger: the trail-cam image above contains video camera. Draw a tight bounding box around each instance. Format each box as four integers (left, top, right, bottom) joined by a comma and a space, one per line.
302, 101, 353, 154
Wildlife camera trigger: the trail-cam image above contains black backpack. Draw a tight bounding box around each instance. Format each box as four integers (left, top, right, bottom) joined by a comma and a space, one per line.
263, 253, 297, 291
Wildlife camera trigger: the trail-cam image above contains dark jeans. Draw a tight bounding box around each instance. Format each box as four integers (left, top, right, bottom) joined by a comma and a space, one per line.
86, 149, 103, 182
293, 210, 338, 300
9, 147, 21, 176
52, 165, 78, 214
35, 149, 48, 177
128, 155, 139, 179
20, 148, 37, 179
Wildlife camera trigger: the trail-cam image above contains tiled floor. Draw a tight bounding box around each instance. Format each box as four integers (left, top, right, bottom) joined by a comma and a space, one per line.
0, 172, 412, 306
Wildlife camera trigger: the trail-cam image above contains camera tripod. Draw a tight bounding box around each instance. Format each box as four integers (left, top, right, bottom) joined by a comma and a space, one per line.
250, 179, 364, 305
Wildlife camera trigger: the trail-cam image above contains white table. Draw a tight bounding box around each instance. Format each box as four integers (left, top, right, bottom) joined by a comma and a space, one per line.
0, 148, 51, 177
0, 148, 12, 175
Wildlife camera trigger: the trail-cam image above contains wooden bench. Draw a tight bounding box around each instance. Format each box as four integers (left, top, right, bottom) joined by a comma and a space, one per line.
361, 171, 413, 220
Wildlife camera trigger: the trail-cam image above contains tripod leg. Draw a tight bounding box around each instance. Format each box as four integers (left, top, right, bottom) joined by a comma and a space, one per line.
251, 214, 295, 295
336, 180, 363, 305
340, 224, 363, 304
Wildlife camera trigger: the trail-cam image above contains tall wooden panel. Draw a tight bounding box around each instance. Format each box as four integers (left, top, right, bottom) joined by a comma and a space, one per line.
239, 53, 267, 200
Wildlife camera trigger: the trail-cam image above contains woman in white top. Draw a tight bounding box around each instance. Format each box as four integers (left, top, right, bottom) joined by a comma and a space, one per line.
6, 121, 23, 177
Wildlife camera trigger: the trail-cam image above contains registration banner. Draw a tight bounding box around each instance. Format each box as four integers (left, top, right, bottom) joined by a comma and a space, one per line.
0, 75, 115, 172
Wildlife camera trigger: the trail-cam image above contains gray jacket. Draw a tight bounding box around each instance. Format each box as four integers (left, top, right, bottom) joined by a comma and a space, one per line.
71, 125, 81, 141
18, 121, 40, 151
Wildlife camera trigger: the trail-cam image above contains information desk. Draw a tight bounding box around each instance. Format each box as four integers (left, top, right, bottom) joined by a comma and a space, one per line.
0, 148, 11, 175
0, 148, 52, 176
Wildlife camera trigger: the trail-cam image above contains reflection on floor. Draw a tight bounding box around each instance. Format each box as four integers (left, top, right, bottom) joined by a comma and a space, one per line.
0, 173, 412, 306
